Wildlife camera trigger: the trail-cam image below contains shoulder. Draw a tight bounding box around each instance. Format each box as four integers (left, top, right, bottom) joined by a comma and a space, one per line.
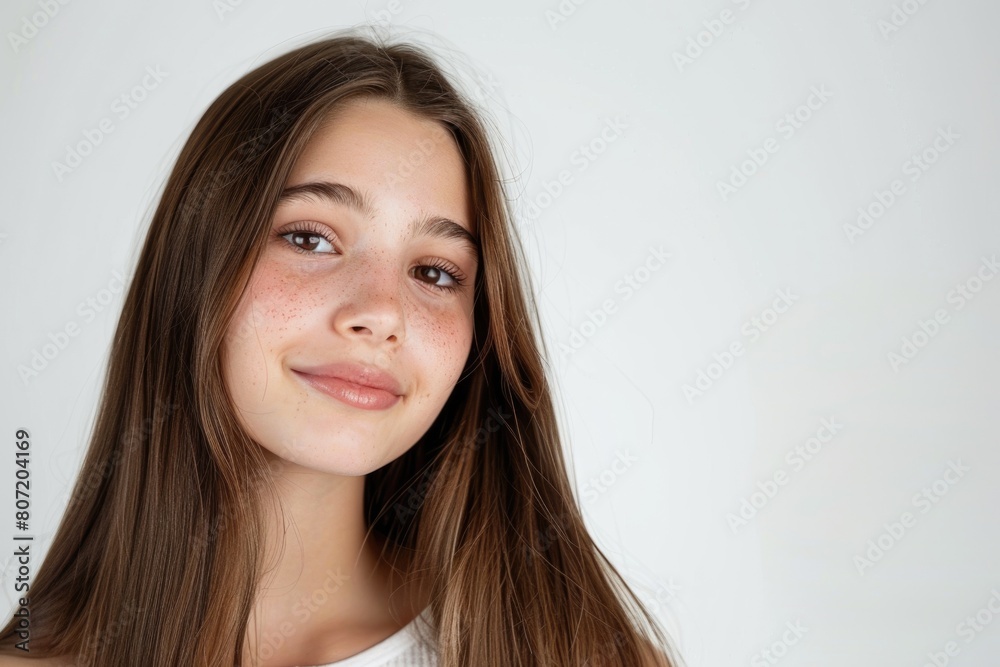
0, 654, 77, 666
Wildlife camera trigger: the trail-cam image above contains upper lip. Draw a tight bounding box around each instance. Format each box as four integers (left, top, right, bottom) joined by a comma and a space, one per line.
292, 362, 404, 396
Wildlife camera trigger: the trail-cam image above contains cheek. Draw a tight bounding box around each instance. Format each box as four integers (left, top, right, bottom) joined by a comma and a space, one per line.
409, 304, 474, 389
222, 261, 304, 381
226, 261, 314, 347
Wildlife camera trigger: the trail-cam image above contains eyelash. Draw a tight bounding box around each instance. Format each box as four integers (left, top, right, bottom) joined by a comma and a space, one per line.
274, 222, 468, 293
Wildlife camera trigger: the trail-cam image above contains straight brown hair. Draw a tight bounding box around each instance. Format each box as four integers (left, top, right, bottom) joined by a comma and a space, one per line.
0, 26, 684, 666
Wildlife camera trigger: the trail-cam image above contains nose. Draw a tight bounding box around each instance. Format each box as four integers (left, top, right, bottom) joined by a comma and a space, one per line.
331, 265, 406, 345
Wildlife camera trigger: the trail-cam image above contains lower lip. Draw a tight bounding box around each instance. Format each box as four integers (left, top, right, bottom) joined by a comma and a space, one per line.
293, 371, 401, 410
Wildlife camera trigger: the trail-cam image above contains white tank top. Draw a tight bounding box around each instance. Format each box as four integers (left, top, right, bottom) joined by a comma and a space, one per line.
315, 607, 438, 666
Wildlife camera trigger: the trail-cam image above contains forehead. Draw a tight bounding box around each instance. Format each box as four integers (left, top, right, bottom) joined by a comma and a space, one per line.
285, 97, 473, 234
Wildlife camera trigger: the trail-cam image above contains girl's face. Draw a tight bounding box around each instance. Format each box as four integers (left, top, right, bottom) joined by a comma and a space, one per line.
221, 97, 478, 475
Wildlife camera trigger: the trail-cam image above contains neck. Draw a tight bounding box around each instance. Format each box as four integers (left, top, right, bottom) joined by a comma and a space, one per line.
241, 453, 422, 666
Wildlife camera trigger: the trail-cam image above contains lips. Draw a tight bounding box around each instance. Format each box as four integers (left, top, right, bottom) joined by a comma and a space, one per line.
290, 361, 403, 411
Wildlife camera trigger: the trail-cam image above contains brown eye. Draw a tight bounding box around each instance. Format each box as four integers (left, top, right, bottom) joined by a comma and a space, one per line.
412, 263, 463, 292
279, 230, 336, 254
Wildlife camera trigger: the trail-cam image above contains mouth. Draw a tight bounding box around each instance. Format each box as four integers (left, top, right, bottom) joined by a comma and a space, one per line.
290, 362, 403, 411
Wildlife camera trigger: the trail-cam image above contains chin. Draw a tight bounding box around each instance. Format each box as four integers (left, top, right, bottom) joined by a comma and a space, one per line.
269, 424, 402, 475
268, 447, 384, 477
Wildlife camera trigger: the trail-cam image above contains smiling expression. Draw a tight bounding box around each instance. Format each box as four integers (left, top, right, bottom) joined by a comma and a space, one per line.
221, 96, 478, 476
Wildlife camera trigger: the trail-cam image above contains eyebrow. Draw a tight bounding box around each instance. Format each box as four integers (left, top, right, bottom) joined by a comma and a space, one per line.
278, 180, 479, 259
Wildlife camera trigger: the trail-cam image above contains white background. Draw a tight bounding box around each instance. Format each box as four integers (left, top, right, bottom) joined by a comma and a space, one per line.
2, 1, 999, 665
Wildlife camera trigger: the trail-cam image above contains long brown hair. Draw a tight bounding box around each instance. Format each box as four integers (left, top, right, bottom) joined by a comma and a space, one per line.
0, 26, 684, 666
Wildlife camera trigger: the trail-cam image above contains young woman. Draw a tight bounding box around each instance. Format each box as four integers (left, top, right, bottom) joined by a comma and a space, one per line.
0, 28, 683, 666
